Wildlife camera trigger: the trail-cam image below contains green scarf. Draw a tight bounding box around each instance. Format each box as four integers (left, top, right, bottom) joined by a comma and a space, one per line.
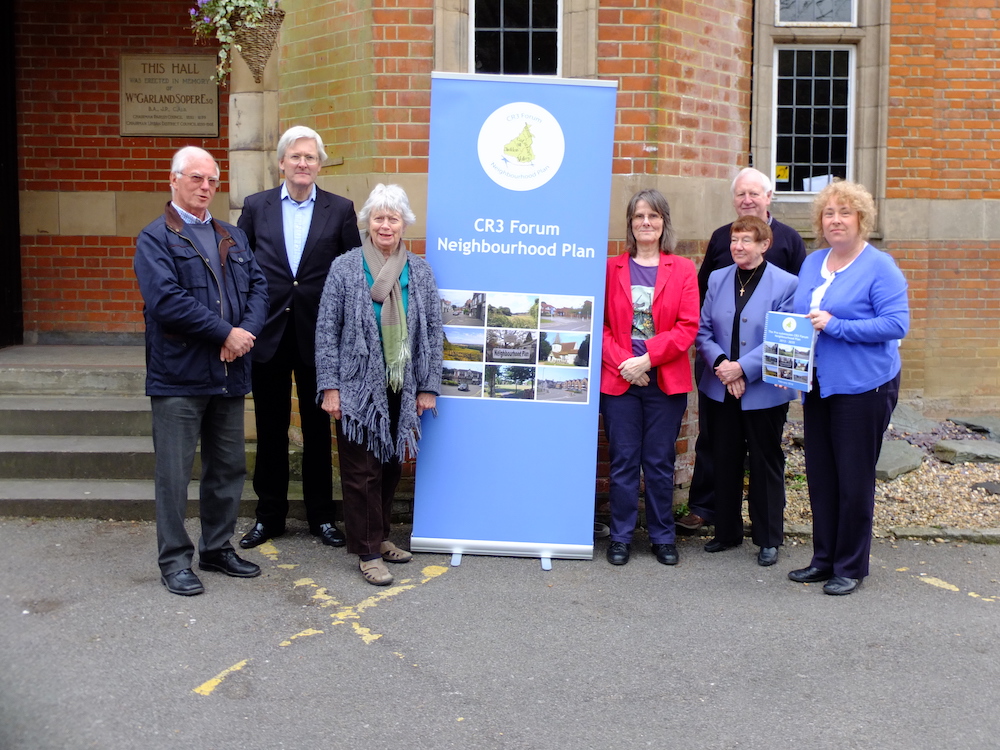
363, 235, 410, 392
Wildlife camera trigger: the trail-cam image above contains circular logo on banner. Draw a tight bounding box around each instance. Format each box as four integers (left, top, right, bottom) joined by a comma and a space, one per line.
477, 102, 565, 191
782, 317, 798, 332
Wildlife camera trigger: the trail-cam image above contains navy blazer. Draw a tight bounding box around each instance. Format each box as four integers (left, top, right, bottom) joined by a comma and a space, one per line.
696, 262, 798, 410
238, 185, 362, 364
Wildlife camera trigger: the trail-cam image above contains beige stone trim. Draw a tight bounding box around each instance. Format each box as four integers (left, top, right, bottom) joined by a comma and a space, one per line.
19, 191, 232, 237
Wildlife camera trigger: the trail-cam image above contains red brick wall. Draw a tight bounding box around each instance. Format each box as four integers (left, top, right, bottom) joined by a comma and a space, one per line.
599, 0, 753, 179
16, 0, 230, 335
887, 2, 1000, 198
371, 0, 433, 175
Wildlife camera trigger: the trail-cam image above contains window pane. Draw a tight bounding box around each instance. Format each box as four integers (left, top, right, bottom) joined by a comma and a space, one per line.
795, 51, 813, 77
476, 0, 500, 28
504, 0, 529, 29
776, 135, 793, 163
814, 79, 831, 105
814, 108, 830, 135
502, 31, 530, 74
778, 0, 854, 24
532, 31, 558, 74
832, 79, 849, 106
814, 50, 831, 76
778, 50, 794, 76
833, 50, 850, 77
795, 79, 812, 106
475, 31, 501, 73
533, 0, 557, 28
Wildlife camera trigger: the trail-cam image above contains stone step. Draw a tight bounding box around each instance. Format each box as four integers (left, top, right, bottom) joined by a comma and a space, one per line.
0, 395, 153, 436
0, 478, 413, 522
0, 435, 259, 481
0, 346, 146, 396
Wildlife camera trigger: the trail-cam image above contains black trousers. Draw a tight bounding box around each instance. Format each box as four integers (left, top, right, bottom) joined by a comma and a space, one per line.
706, 396, 788, 548
251, 325, 334, 531
336, 389, 403, 558
803, 372, 900, 579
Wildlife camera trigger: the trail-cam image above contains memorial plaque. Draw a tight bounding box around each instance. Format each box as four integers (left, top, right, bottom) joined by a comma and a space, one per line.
120, 55, 219, 137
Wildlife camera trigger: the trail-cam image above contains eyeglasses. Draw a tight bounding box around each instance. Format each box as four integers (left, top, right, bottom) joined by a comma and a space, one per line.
285, 154, 319, 165
730, 236, 761, 247
178, 172, 220, 188
631, 213, 662, 223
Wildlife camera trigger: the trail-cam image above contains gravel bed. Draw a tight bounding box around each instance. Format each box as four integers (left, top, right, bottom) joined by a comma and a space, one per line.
783, 420, 1000, 533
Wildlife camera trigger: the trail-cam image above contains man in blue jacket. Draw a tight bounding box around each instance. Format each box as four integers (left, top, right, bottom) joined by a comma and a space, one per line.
134, 146, 268, 596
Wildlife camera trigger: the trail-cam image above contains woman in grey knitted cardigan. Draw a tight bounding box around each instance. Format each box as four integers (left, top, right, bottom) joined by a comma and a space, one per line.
315, 184, 443, 586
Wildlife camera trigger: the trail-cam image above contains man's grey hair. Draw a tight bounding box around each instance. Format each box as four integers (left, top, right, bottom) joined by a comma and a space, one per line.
170, 146, 218, 179
358, 183, 417, 230
277, 126, 328, 163
731, 167, 773, 196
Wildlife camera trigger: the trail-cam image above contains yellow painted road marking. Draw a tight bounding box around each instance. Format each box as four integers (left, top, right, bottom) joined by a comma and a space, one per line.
193, 659, 249, 696
279, 628, 324, 647
194, 562, 449, 694
918, 576, 960, 592
258, 540, 280, 560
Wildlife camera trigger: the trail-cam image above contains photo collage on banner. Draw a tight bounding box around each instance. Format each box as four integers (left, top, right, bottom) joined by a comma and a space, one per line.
439, 289, 593, 404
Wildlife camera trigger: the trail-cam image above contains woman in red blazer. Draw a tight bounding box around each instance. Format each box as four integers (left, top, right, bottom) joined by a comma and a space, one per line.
601, 189, 699, 567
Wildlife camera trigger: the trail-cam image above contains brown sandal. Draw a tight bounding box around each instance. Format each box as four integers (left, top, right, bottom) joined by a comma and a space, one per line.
359, 558, 393, 586
380, 540, 413, 564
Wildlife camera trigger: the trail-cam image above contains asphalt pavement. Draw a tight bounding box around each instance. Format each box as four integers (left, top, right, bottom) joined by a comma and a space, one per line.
3, 516, 1000, 749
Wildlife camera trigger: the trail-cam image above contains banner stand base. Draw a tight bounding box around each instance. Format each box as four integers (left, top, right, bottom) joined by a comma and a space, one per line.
411, 536, 593, 561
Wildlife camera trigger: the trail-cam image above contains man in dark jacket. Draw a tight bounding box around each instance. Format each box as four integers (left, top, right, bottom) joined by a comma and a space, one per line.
236, 126, 361, 550
134, 146, 268, 596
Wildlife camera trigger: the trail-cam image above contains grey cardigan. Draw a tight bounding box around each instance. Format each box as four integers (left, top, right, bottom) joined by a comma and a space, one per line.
315, 246, 443, 462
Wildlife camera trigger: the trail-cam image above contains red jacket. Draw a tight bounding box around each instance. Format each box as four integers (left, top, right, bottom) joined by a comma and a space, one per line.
601, 251, 699, 396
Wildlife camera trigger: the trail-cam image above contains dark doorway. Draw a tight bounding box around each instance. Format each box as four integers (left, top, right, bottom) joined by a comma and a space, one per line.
0, 15, 22, 348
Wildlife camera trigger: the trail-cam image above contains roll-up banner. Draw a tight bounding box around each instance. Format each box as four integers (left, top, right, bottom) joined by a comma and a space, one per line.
412, 72, 618, 562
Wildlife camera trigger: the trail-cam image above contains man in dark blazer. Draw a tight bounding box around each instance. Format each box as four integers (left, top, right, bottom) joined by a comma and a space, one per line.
237, 126, 362, 550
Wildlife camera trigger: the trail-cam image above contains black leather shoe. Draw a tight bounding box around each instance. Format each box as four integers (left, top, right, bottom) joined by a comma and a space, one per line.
161, 568, 204, 596
652, 543, 679, 566
607, 541, 631, 565
199, 549, 261, 578
823, 576, 860, 595
757, 546, 779, 566
788, 565, 833, 583
704, 538, 743, 553
312, 522, 346, 547
239, 522, 284, 549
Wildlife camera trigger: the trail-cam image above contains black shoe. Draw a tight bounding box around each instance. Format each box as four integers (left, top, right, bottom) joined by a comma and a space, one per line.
823, 576, 860, 595
312, 522, 346, 547
788, 566, 833, 583
652, 543, 679, 566
757, 546, 779, 566
199, 549, 261, 578
704, 538, 743, 553
607, 541, 631, 565
161, 568, 204, 596
239, 522, 284, 549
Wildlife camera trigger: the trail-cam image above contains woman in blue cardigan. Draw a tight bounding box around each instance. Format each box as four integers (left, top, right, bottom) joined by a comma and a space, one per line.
788, 181, 909, 596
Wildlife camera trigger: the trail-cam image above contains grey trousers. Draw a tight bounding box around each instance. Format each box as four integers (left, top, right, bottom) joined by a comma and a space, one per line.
151, 395, 246, 574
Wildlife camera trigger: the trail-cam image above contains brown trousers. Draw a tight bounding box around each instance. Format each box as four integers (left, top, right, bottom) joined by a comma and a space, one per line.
335, 389, 402, 557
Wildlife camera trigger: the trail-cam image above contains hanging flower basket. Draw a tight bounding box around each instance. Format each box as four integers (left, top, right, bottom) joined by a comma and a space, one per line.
190, 0, 285, 86
234, 7, 285, 83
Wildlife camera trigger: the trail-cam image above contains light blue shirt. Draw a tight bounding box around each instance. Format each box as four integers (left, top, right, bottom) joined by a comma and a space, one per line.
281, 183, 316, 277
171, 201, 213, 225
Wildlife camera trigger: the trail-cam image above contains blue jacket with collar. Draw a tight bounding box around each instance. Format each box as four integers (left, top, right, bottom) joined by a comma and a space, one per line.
792, 243, 908, 396
134, 202, 268, 397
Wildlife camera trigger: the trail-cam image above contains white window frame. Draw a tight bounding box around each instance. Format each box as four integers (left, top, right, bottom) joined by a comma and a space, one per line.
468, 0, 564, 76
770, 44, 856, 196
